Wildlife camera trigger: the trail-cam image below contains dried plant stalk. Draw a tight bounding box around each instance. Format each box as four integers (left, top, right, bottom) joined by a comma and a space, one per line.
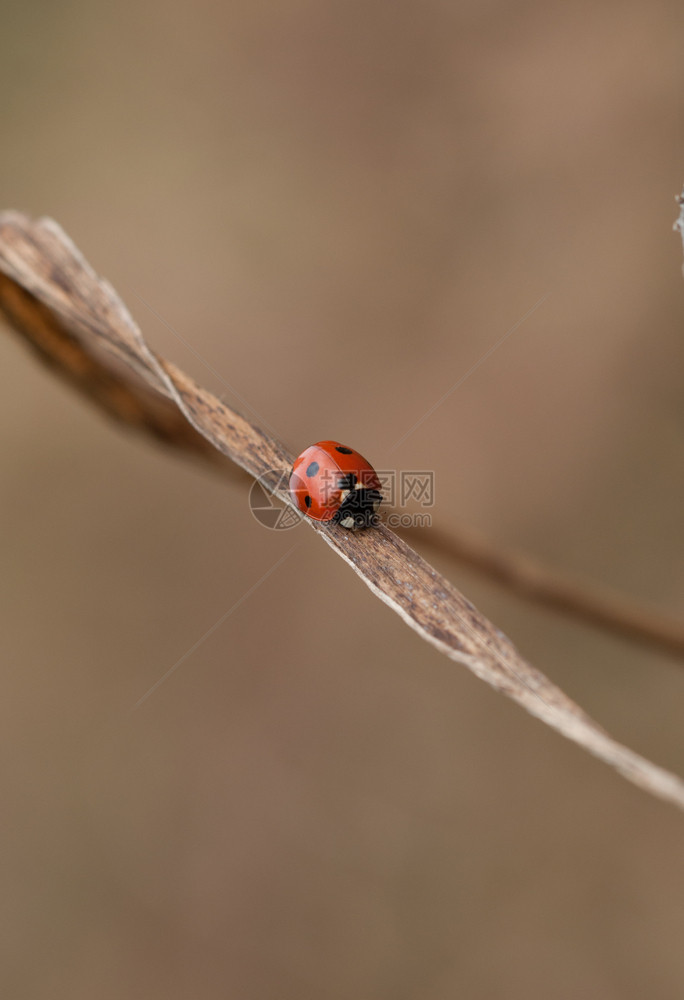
1, 210, 683, 812
400, 524, 684, 660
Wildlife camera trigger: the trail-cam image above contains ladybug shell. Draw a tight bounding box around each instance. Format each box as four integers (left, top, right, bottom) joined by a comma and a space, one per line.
289, 441, 382, 524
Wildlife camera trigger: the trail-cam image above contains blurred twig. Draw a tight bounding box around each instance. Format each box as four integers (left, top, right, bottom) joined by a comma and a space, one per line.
1, 210, 683, 812
398, 523, 684, 660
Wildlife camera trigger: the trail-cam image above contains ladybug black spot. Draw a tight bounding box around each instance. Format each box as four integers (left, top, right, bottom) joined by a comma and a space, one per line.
336, 446, 353, 454
306, 461, 319, 477
304, 495, 312, 508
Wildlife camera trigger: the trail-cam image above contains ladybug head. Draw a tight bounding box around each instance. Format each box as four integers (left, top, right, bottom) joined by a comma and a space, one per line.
333, 486, 383, 530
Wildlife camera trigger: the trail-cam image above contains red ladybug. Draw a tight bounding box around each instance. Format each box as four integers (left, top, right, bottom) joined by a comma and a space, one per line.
289, 441, 383, 529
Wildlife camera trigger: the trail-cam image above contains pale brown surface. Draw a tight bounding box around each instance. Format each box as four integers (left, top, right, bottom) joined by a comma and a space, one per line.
1, 2, 684, 998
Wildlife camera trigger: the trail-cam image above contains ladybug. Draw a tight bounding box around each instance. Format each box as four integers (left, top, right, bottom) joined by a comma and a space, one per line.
289, 441, 383, 529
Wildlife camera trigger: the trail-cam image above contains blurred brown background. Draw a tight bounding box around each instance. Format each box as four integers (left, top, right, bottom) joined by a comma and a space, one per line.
2, 1, 684, 997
